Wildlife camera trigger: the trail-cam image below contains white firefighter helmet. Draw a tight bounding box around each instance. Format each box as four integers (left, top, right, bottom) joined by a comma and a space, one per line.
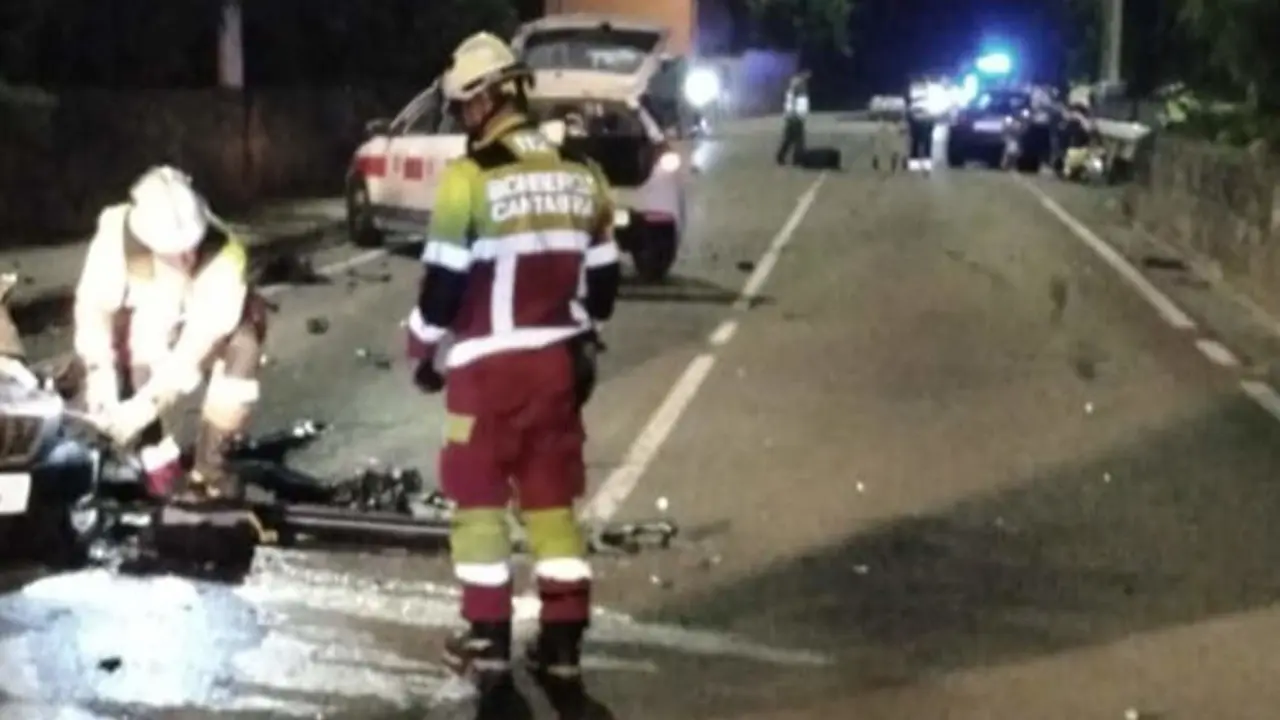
442, 32, 531, 102
125, 165, 210, 255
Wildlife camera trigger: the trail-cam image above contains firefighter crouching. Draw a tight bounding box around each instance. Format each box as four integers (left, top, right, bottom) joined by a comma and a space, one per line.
404, 32, 621, 719
73, 166, 267, 504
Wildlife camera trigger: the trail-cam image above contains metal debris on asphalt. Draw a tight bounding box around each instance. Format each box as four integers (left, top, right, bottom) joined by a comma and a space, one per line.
1084, 401, 1095, 414
649, 574, 673, 588
306, 317, 330, 334
735, 260, 755, 272
655, 496, 669, 513
97, 656, 122, 672
355, 347, 393, 368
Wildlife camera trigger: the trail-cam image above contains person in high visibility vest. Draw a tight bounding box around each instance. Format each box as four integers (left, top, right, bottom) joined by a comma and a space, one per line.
905, 79, 935, 170
72, 166, 268, 503
404, 31, 620, 719
775, 70, 810, 164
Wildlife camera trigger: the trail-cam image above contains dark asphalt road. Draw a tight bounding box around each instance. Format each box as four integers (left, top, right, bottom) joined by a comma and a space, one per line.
5, 117, 1280, 719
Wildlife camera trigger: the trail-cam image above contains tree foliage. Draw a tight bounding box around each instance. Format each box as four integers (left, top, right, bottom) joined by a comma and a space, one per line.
1063, 0, 1280, 109
1177, 0, 1280, 109
744, 0, 855, 54
0, 0, 520, 87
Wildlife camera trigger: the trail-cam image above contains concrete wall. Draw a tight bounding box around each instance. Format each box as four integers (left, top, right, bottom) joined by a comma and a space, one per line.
547, 0, 695, 56
0, 85, 417, 241
1126, 136, 1280, 314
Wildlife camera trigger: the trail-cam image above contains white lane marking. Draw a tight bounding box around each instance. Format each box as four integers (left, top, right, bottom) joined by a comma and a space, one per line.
259, 247, 390, 297
1195, 338, 1240, 367
708, 319, 738, 346
1241, 380, 1280, 422
734, 175, 827, 310
1014, 177, 1197, 330
589, 174, 827, 521
584, 353, 717, 521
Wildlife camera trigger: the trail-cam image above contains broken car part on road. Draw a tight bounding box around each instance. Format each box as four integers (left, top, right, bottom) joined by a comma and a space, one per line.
0, 364, 678, 581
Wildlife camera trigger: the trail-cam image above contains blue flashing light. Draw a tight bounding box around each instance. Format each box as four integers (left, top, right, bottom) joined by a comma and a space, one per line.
976, 52, 1012, 75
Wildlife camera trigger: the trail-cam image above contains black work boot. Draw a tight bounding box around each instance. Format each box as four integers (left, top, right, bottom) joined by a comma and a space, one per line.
443, 623, 532, 720
525, 622, 613, 720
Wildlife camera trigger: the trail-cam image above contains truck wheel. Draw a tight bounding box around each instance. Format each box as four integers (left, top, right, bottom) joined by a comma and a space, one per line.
632, 224, 677, 283
346, 176, 384, 248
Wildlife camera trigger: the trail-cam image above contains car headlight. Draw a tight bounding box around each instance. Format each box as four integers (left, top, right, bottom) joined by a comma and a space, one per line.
683, 67, 720, 108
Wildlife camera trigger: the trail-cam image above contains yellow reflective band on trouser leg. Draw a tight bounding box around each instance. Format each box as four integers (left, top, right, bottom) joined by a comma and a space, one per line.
203, 361, 260, 430
451, 507, 514, 585
522, 507, 591, 581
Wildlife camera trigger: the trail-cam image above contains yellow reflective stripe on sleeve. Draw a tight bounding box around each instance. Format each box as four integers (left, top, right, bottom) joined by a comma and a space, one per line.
428, 160, 479, 251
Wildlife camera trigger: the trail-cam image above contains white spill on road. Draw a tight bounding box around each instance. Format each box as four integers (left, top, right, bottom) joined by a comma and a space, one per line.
0, 548, 831, 716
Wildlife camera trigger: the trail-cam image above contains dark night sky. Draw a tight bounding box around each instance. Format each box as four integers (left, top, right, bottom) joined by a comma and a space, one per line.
701, 0, 1067, 96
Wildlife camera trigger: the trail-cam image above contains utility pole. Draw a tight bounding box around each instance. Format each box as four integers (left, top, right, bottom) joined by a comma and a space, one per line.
1101, 0, 1122, 83
217, 0, 244, 88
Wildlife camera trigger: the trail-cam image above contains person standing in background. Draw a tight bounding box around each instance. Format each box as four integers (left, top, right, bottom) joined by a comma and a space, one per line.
775, 70, 810, 165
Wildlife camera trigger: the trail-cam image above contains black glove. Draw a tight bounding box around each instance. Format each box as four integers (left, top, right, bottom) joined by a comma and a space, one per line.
413, 360, 445, 394
569, 331, 605, 408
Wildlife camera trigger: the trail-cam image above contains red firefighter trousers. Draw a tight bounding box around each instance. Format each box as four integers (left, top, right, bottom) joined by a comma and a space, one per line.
440, 342, 591, 625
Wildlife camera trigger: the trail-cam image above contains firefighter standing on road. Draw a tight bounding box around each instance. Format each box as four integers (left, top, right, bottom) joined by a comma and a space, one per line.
72, 166, 267, 504
404, 32, 621, 719
775, 70, 810, 164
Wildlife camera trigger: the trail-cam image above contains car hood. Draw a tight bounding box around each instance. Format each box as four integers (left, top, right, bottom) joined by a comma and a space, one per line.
514, 14, 669, 102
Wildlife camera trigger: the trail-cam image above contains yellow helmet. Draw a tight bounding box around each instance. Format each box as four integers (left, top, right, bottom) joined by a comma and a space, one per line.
442, 32, 532, 102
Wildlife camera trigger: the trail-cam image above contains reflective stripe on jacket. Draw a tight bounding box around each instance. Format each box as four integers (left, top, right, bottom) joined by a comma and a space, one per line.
73, 204, 250, 399
405, 113, 622, 370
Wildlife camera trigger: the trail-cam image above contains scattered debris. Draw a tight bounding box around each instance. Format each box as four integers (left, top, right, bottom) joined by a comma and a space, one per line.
1141, 255, 1188, 272
259, 354, 273, 368
97, 656, 122, 673
851, 564, 869, 575
735, 260, 755, 272
855, 481, 866, 493
649, 574, 673, 588
1103, 472, 1112, 483
1084, 401, 1095, 415
655, 496, 669, 513
305, 317, 330, 334
1049, 275, 1069, 322
699, 554, 723, 570
355, 347, 393, 368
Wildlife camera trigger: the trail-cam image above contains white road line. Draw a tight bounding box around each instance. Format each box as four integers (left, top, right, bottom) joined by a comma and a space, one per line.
735, 175, 827, 310
1011, 178, 1280, 430
583, 353, 718, 521
1195, 338, 1240, 367
587, 174, 827, 521
1241, 380, 1280, 422
708, 319, 738, 346
1014, 177, 1197, 330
